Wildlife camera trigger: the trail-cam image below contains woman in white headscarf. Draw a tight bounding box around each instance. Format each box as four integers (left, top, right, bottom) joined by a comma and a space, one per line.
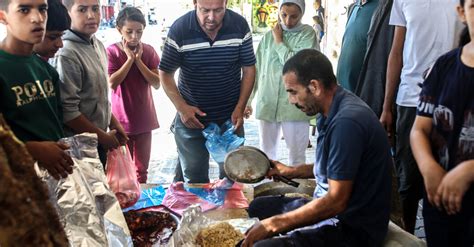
246, 0, 319, 166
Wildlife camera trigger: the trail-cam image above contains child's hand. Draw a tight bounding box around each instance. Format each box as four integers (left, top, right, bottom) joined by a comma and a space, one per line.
422, 164, 446, 208
110, 123, 129, 146
27, 141, 74, 180
436, 162, 473, 215
135, 43, 143, 61
123, 40, 135, 61
99, 130, 121, 150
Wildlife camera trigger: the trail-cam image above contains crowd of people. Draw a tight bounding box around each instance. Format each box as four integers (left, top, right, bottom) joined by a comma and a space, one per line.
0, 0, 472, 246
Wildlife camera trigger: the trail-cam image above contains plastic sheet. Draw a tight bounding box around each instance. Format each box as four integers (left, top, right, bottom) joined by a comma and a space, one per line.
162, 179, 249, 216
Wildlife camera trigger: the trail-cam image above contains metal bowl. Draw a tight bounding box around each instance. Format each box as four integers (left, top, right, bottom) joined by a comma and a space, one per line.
224, 146, 270, 183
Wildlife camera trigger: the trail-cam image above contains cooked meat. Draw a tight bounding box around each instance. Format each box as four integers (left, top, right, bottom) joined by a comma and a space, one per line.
195, 222, 244, 247
124, 210, 177, 247
0, 115, 69, 247
124, 211, 174, 231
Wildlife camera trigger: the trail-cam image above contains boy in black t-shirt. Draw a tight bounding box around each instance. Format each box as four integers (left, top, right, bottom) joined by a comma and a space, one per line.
33, 0, 71, 60
410, 0, 474, 245
0, 0, 73, 179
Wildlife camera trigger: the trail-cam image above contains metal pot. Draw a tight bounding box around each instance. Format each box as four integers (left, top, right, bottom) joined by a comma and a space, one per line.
224, 146, 299, 187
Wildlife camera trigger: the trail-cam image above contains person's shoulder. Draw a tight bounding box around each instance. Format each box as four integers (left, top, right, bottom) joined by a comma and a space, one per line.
438, 47, 460, 62
300, 24, 317, 35
337, 91, 375, 121
28, 56, 60, 79
57, 38, 83, 57
226, 10, 249, 28
169, 11, 193, 31
167, 11, 195, 42
141, 43, 157, 53
226, 9, 246, 22
141, 43, 159, 60
93, 36, 107, 50
301, 24, 314, 31
33, 55, 53, 68
106, 43, 120, 56
431, 48, 460, 71
56, 47, 77, 61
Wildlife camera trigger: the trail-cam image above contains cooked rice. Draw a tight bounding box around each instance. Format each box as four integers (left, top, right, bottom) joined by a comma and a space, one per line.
195, 222, 244, 247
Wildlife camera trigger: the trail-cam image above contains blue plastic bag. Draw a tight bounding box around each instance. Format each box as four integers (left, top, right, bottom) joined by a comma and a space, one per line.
122, 185, 166, 212
202, 120, 244, 163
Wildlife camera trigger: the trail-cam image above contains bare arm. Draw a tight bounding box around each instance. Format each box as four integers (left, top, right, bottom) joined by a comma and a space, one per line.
109, 57, 134, 90
109, 43, 135, 90
159, 70, 187, 112
269, 160, 315, 179
109, 114, 128, 145
270, 179, 352, 231
159, 69, 206, 129
410, 116, 438, 175
65, 114, 120, 150
242, 179, 353, 246
410, 115, 446, 205
380, 26, 406, 135
135, 43, 160, 89
231, 65, 256, 131
437, 159, 474, 215
136, 61, 160, 89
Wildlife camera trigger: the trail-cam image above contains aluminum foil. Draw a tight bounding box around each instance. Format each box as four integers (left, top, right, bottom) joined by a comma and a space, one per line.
36, 133, 132, 247
168, 205, 258, 247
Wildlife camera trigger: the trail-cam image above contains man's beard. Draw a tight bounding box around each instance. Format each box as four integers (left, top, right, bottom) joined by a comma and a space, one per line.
295, 98, 319, 116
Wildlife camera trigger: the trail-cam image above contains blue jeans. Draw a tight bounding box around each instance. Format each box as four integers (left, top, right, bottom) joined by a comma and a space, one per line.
248, 196, 370, 247
172, 114, 244, 183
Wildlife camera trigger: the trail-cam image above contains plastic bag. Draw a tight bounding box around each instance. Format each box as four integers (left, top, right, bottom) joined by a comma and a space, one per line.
107, 146, 141, 208
170, 205, 258, 247
123, 185, 167, 212
202, 120, 244, 163
161, 182, 217, 215
162, 179, 249, 216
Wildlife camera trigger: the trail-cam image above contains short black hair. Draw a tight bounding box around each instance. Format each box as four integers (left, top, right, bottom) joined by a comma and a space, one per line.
46, 0, 71, 31
282, 49, 337, 89
116, 7, 146, 28
459, 0, 471, 47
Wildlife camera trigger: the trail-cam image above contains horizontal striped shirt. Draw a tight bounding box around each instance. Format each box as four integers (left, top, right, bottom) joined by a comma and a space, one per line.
159, 10, 256, 123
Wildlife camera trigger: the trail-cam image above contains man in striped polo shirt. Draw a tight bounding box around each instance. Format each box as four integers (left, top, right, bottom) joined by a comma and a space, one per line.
159, 0, 256, 183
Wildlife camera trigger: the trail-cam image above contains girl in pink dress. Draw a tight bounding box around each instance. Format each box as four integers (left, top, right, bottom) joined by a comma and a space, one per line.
107, 7, 160, 183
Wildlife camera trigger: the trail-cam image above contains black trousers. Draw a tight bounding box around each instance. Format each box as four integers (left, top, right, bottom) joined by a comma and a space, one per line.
423, 187, 474, 247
